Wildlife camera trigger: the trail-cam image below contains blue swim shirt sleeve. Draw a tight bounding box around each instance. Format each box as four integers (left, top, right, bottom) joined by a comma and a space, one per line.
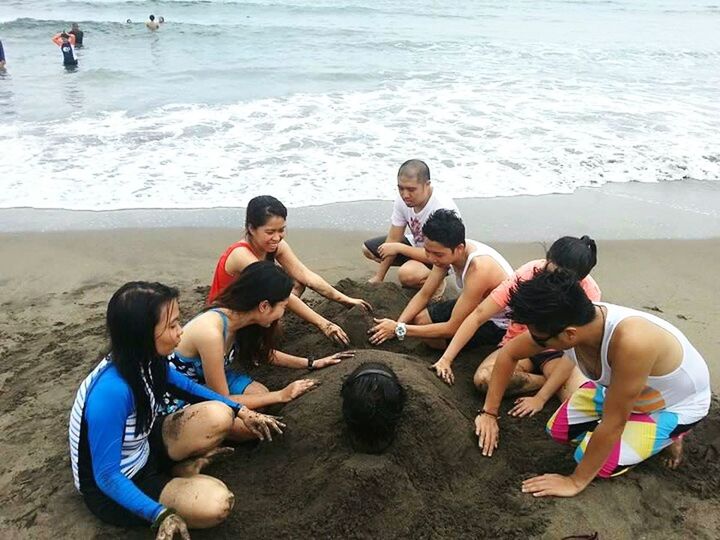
83, 375, 164, 523
166, 363, 243, 413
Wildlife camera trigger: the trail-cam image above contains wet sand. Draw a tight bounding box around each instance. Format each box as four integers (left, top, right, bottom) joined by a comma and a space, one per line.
0, 228, 718, 539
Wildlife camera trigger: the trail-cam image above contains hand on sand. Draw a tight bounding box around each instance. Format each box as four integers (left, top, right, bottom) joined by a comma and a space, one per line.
521, 473, 584, 498
237, 409, 286, 441
475, 413, 499, 457
172, 446, 235, 477
314, 351, 355, 369
155, 513, 190, 540
430, 357, 454, 385
280, 379, 318, 403
346, 297, 373, 312
508, 395, 546, 418
368, 318, 397, 345
377, 242, 402, 258
322, 322, 350, 346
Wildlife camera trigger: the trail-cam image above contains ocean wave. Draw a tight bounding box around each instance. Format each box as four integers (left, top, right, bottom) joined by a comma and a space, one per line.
1, 79, 718, 211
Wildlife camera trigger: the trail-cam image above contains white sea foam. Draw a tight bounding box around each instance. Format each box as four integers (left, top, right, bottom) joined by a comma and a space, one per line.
1, 76, 718, 210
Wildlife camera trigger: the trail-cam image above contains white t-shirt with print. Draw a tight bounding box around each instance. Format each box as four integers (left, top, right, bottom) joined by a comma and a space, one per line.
390, 189, 461, 247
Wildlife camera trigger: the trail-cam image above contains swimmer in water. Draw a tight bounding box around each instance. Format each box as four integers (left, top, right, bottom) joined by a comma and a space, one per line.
51, 32, 78, 67
68, 23, 84, 47
146, 14, 160, 31
0, 39, 6, 70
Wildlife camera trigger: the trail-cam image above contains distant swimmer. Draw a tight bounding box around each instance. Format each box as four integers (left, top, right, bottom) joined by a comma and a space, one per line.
52, 32, 78, 67
0, 39, 6, 69
159, 16, 165, 24
68, 23, 84, 47
145, 14, 160, 30
125, 19, 132, 24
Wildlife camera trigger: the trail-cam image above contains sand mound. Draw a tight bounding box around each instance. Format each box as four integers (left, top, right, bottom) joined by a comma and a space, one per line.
2, 279, 719, 540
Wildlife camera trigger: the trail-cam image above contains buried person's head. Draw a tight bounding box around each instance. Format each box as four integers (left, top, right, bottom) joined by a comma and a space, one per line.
341, 362, 405, 454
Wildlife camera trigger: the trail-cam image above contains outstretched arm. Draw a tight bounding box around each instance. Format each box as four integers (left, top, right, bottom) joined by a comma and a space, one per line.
278, 242, 369, 309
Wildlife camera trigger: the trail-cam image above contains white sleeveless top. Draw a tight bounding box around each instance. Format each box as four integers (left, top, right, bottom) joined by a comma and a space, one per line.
450, 240, 514, 329
566, 303, 710, 424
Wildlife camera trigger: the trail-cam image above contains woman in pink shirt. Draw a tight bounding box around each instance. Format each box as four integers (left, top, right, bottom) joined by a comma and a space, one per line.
431, 236, 600, 417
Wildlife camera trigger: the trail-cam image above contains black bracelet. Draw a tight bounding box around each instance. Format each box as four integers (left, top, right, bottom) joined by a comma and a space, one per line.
477, 409, 499, 419
307, 356, 315, 371
151, 508, 175, 531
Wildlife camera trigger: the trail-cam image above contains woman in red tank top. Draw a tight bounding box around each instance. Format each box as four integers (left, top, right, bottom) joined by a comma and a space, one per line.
208, 196, 371, 346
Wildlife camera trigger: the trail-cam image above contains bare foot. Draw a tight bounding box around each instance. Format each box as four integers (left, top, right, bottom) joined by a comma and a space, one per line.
368, 275, 382, 284
661, 438, 683, 470
171, 446, 234, 477
430, 279, 447, 302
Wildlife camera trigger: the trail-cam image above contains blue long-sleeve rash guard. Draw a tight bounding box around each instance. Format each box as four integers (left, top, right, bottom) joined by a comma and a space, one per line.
80, 362, 242, 523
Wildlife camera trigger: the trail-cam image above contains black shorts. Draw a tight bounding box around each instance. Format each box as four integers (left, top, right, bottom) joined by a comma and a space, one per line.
82, 415, 175, 527
363, 235, 432, 268
428, 299, 506, 349
529, 350, 564, 375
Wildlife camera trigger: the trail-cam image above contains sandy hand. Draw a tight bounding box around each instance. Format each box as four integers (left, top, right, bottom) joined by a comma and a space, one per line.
346, 297, 373, 312
281, 379, 318, 402
238, 409, 286, 441
475, 413, 499, 457
155, 513, 190, 540
429, 357, 454, 385
368, 318, 397, 345
322, 322, 350, 346
313, 351, 355, 369
508, 396, 546, 418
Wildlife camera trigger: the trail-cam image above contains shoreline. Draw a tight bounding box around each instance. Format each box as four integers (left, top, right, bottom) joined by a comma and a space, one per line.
1, 179, 719, 240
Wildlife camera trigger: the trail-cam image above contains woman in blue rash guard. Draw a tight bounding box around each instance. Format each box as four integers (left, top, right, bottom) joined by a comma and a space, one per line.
69, 281, 284, 538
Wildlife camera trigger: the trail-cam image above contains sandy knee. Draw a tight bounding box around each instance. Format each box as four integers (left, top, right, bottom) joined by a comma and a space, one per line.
243, 381, 269, 395
473, 369, 491, 392
180, 476, 235, 528
197, 401, 235, 435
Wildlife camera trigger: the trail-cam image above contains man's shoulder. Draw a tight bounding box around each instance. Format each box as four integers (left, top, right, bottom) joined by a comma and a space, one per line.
428, 188, 459, 212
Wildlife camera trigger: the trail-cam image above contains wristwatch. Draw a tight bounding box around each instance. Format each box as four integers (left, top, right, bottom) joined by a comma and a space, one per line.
395, 322, 407, 341
307, 356, 316, 371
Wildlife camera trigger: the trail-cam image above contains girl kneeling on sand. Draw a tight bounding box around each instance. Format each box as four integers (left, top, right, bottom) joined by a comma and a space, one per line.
208, 195, 371, 346
70, 281, 283, 538
169, 261, 354, 439
431, 236, 600, 416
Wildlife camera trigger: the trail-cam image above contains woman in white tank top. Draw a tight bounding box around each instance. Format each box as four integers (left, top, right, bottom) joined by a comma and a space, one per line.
475, 269, 710, 498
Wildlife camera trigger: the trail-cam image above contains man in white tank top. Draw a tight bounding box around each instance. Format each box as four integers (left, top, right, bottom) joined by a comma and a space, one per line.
362, 159, 461, 289
475, 269, 711, 498
368, 210, 513, 350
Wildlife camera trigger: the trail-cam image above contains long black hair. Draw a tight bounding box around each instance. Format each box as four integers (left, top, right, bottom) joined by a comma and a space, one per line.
210, 261, 293, 367
546, 235, 597, 280
245, 195, 288, 261
107, 281, 178, 435
341, 362, 406, 454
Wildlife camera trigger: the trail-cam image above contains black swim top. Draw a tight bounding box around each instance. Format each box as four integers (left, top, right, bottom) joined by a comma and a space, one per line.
61, 42, 77, 65
69, 29, 84, 46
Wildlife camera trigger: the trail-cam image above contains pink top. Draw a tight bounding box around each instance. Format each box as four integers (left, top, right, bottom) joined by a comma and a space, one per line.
489, 259, 602, 346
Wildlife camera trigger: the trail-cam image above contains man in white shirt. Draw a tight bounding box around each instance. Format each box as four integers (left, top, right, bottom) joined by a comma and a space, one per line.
362, 159, 460, 289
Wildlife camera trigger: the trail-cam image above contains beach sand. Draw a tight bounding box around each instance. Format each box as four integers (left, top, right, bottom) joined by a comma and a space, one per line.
0, 227, 719, 539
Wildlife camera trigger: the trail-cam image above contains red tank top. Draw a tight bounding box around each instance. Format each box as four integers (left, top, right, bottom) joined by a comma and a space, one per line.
207, 241, 257, 303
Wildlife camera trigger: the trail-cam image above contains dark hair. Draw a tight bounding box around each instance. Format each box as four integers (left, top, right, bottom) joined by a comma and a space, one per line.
341, 362, 406, 454
508, 268, 597, 336
546, 235, 597, 279
149, 14, 155, 21
211, 261, 293, 367
60, 32, 69, 38
245, 195, 288, 261
397, 159, 430, 184
422, 209, 465, 249
107, 281, 178, 435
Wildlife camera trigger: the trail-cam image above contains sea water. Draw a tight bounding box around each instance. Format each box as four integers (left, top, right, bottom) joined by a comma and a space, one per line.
0, 0, 718, 210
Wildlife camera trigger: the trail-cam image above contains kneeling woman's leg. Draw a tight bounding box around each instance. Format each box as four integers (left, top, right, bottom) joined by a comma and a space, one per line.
160, 474, 234, 528
163, 401, 235, 462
